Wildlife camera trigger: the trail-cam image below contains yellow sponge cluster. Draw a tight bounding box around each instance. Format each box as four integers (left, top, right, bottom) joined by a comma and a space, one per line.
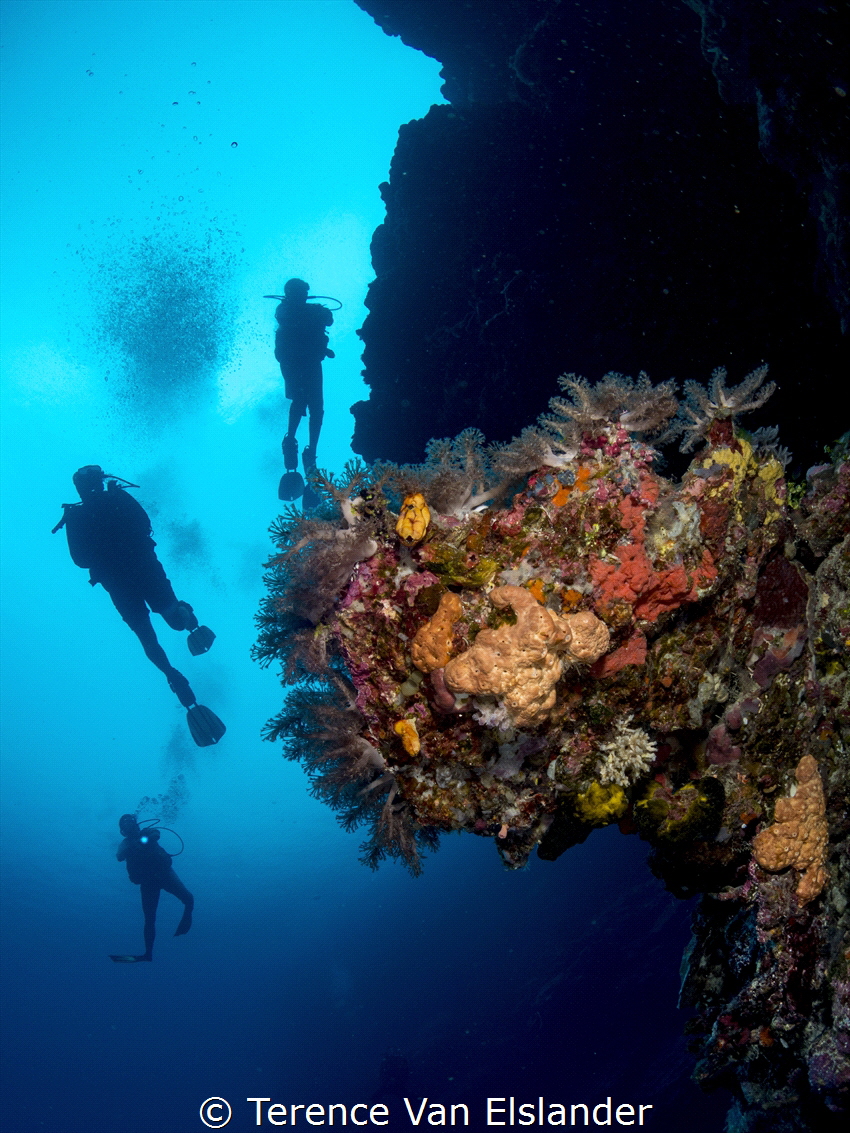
575, 781, 628, 826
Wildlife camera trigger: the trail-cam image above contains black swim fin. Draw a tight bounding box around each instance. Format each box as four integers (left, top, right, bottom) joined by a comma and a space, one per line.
109, 954, 150, 963
187, 703, 226, 747
278, 470, 305, 501
187, 625, 215, 655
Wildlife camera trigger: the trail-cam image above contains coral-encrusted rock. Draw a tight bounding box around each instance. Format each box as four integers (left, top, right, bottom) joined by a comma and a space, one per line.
753, 754, 829, 905
257, 371, 850, 1131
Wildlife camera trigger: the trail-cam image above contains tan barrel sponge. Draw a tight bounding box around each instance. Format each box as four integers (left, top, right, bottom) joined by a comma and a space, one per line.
752, 754, 829, 905
443, 585, 609, 728
411, 591, 464, 672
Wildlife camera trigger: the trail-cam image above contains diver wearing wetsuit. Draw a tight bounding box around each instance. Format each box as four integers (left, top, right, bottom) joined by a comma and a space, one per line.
275, 278, 334, 479
111, 814, 193, 963
60, 465, 211, 709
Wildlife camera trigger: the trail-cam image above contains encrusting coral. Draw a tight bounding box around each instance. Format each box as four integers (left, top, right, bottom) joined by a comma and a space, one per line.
752, 754, 829, 904
255, 365, 849, 1125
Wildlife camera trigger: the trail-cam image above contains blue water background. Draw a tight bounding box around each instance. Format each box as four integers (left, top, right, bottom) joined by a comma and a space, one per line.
1, 3, 730, 1130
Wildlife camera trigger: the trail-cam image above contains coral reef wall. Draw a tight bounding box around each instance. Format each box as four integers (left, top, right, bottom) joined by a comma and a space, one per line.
257, 373, 849, 1130
351, 0, 848, 468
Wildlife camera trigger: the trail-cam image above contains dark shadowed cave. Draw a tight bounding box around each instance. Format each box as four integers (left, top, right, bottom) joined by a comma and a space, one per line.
350, 0, 848, 473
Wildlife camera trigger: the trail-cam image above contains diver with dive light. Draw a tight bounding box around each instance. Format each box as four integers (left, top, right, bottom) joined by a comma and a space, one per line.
110, 814, 193, 964
266, 278, 340, 509
53, 465, 225, 746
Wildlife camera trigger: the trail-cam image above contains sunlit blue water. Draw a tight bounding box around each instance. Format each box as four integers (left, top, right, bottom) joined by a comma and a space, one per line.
1, 4, 729, 1131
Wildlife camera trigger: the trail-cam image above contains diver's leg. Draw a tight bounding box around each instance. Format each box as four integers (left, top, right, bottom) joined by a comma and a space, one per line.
164, 668, 196, 707
140, 885, 161, 961
107, 588, 197, 706
303, 365, 324, 468
283, 394, 307, 469
283, 360, 309, 453
162, 871, 194, 935
306, 407, 323, 466
287, 397, 305, 441
108, 588, 172, 673
160, 601, 198, 632
143, 559, 200, 634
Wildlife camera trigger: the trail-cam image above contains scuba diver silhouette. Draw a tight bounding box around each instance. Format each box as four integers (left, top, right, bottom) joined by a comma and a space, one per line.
270, 278, 337, 507
110, 814, 193, 963
53, 465, 225, 746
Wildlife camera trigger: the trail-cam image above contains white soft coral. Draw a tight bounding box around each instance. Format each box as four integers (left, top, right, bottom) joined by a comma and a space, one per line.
680, 365, 776, 452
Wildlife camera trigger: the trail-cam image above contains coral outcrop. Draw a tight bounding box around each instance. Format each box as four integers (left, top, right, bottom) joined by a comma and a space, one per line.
256, 367, 849, 1129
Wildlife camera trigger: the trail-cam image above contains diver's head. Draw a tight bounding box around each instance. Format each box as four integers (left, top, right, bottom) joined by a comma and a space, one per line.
73, 465, 106, 499
283, 278, 309, 302
119, 814, 141, 838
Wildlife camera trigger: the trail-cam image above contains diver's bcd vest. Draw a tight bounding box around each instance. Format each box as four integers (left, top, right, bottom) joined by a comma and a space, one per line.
123, 831, 173, 885
64, 484, 156, 576
274, 300, 333, 366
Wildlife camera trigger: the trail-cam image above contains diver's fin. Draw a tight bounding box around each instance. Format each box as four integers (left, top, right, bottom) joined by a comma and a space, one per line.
187, 625, 215, 656
278, 470, 305, 501
187, 704, 226, 747
109, 954, 151, 963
